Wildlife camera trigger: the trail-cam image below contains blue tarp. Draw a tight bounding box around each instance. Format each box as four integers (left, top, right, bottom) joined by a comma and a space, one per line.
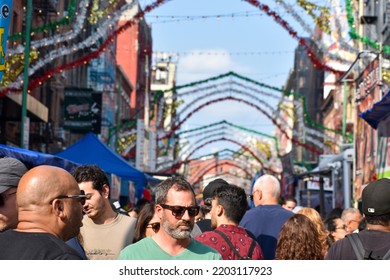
56, 132, 159, 186
0, 144, 78, 171
359, 90, 390, 129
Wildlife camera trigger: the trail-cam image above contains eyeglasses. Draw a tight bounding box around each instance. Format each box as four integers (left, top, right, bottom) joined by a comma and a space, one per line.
0, 191, 17, 207
160, 204, 200, 218
49, 190, 87, 205
349, 220, 362, 224
146, 222, 160, 233
335, 225, 347, 231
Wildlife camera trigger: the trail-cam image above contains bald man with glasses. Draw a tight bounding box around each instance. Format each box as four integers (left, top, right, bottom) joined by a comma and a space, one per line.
119, 176, 221, 260
0, 165, 85, 260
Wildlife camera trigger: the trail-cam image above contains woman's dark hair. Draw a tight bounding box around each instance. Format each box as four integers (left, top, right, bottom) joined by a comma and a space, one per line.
323, 216, 339, 246
133, 202, 156, 243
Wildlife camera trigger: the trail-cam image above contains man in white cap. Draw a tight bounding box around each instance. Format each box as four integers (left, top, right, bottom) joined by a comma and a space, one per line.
0, 157, 28, 232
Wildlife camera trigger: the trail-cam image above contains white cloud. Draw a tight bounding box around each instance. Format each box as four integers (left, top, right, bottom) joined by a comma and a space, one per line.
177, 48, 251, 84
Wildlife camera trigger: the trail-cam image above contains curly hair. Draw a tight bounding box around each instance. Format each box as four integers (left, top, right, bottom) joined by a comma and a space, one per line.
297, 207, 330, 253
276, 214, 325, 260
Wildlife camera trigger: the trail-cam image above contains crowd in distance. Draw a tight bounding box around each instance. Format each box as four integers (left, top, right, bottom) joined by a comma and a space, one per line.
1, 157, 390, 260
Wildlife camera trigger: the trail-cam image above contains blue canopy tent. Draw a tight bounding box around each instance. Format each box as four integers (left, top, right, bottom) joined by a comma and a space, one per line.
0, 144, 78, 171
56, 133, 159, 188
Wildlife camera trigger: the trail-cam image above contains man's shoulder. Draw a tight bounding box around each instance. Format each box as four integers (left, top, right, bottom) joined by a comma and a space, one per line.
0, 231, 83, 260
118, 237, 154, 259
117, 213, 137, 225
189, 238, 222, 259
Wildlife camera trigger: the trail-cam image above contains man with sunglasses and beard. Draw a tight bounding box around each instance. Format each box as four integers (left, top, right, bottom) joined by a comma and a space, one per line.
0, 165, 85, 259
118, 177, 222, 260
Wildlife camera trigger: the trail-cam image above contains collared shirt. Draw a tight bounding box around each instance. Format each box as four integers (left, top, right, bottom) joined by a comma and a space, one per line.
195, 224, 264, 260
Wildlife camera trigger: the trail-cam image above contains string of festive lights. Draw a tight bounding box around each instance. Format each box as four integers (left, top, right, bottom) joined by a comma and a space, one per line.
154, 50, 294, 56
1, 0, 355, 98
277, 0, 357, 65
4, 0, 390, 100
8, 0, 78, 41
1, 0, 140, 94
155, 72, 345, 144
297, 0, 331, 34
0, 0, 169, 97
159, 95, 324, 155
190, 162, 255, 184
345, 0, 390, 54
181, 128, 274, 163
89, 0, 121, 24
243, 0, 343, 74
188, 155, 259, 177
178, 126, 278, 167
9, 0, 90, 56
190, 161, 256, 185
0, 51, 38, 87
147, 10, 265, 24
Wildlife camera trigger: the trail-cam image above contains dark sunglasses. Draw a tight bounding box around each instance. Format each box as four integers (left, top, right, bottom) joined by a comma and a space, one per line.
160, 204, 200, 218
49, 190, 87, 205
0, 191, 17, 207
146, 222, 160, 232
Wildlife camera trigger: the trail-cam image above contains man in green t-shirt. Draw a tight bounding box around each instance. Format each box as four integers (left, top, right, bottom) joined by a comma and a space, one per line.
118, 177, 221, 260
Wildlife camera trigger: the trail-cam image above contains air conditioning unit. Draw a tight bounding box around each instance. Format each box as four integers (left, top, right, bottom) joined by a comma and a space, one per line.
54, 128, 65, 140
360, 15, 377, 24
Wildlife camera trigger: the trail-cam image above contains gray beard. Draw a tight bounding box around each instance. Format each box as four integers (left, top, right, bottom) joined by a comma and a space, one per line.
162, 219, 193, 240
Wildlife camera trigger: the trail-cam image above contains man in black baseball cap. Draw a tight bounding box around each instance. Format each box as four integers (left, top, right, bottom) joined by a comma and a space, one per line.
326, 178, 390, 259
0, 157, 28, 232
194, 178, 229, 233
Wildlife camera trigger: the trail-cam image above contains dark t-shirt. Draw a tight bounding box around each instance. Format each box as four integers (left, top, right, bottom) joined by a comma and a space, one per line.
196, 219, 213, 233
0, 230, 83, 260
239, 205, 293, 260
326, 229, 390, 260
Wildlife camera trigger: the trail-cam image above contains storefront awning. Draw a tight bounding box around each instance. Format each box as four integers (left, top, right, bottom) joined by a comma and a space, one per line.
359, 90, 390, 136
6, 92, 48, 122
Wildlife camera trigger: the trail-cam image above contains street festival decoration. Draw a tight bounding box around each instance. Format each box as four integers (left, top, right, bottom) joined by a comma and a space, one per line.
1, 0, 388, 173
1, 0, 359, 96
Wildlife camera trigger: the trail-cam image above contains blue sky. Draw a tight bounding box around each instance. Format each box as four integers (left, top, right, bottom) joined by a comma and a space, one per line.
141, 0, 315, 156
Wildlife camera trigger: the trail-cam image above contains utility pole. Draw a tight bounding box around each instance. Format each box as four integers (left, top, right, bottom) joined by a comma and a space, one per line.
20, 0, 32, 148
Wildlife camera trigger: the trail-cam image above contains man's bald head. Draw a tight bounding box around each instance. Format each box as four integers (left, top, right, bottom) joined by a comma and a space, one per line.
253, 174, 281, 205
16, 165, 83, 241
17, 165, 79, 209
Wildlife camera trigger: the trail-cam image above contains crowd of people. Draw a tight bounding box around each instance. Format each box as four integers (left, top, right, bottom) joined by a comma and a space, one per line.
1, 156, 390, 260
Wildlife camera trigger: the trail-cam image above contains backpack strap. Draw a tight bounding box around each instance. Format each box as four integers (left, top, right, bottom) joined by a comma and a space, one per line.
247, 239, 257, 259
346, 233, 365, 260
214, 229, 245, 259
382, 248, 390, 260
